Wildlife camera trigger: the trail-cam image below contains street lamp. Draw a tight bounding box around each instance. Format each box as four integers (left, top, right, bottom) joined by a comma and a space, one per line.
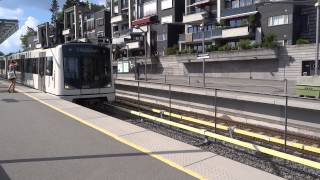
132, 25, 148, 81
255, 0, 319, 75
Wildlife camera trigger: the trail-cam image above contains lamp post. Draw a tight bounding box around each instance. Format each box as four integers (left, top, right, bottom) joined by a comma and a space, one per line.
255, 0, 319, 75
201, 17, 206, 87
133, 25, 148, 81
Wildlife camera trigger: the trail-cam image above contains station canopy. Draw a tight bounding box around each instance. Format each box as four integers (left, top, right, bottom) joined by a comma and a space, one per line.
0, 19, 19, 44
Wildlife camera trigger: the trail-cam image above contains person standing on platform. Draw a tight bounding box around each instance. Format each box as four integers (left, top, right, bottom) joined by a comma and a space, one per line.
8, 61, 17, 93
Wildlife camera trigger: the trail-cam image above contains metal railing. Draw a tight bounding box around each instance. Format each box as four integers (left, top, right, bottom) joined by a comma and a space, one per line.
115, 76, 320, 157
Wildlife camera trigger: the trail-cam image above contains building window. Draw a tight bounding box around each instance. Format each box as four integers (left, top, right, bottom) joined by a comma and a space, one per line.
161, 15, 173, 24
268, 15, 289, 26
161, 0, 173, 10
142, 1, 157, 17
86, 18, 95, 31
157, 33, 167, 41
226, 0, 252, 9
114, 5, 119, 14
96, 18, 104, 26
301, 15, 309, 33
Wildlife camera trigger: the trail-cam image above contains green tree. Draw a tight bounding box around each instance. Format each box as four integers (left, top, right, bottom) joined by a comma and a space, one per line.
50, 0, 59, 24
20, 27, 36, 51
0, 51, 4, 56
63, 0, 80, 10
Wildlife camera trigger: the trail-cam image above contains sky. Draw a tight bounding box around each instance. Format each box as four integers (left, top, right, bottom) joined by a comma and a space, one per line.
0, 0, 106, 54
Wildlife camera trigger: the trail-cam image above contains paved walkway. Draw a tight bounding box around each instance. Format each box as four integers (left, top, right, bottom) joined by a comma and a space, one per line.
0, 80, 284, 180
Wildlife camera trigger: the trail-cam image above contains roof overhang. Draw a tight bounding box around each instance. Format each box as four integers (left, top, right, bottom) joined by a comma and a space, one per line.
0, 19, 19, 44
132, 15, 158, 27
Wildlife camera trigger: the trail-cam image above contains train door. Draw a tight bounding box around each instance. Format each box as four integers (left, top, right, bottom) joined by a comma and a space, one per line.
38, 58, 46, 92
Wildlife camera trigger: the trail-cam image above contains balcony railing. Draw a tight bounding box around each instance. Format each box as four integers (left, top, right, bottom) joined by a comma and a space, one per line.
222, 26, 250, 38
179, 29, 222, 42
221, 5, 257, 18
113, 29, 130, 38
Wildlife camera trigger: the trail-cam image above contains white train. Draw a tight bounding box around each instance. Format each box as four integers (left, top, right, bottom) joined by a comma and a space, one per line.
0, 43, 115, 102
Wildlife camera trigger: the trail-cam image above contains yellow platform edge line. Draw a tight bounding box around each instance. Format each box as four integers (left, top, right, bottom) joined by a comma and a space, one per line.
119, 99, 320, 154
150, 108, 320, 154
17, 89, 206, 180
114, 105, 320, 170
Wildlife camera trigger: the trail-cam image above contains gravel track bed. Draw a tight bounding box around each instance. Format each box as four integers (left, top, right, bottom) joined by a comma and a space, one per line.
89, 104, 320, 180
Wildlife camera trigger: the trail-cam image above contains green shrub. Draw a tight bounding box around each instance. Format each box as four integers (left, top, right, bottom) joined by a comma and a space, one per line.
248, 15, 256, 25
207, 45, 218, 52
296, 38, 310, 45
218, 44, 232, 51
179, 49, 188, 54
251, 42, 261, 48
165, 44, 179, 55
262, 33, 277, 48
238, 39, 252, 50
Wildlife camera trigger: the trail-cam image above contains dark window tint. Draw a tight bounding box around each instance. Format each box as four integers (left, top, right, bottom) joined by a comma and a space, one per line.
46, 57, 53, 76
64, 57, 80, 89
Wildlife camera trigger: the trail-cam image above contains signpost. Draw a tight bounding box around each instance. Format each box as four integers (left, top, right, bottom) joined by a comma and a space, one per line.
197, 54, 210, 87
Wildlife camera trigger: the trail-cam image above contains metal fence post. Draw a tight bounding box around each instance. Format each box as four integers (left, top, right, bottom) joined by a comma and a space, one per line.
188, 75, 191, 85
284, 95, 288, 152
138, 80, 142, 122
169, 84, 172, 121
214, 88, 217, 134
164, 74, 167, 84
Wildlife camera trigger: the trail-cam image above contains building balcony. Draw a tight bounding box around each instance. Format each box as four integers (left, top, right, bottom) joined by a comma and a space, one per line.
183, 11, 208, 24
179, 29, 222, 43
127, 41, 143, 50
222, 26, 250, 38
132, 15, 158, 26
113, 29, 130, 38
111, 14, 128, 24
187, 0, 214, 8
221, 5, 257, 20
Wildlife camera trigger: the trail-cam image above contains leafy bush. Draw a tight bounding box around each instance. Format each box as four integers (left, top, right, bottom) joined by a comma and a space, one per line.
207, 45, 218, 52
238, 39, 252, 50
165, 44, 179, 55
218, 44, 232, 51
296, 38, 310, 45
262, 33, 277, 48
248, 15, 256, 25
251, 42, 261, 48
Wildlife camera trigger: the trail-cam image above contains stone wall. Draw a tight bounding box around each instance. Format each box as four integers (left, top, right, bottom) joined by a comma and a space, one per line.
158, 44, 317, 81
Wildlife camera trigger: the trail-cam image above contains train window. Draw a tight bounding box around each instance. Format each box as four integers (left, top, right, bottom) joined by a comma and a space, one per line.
25, 59, 33, 73
32, 58, 38, 74
64, 57, 80, 89
46, 57, 53, 76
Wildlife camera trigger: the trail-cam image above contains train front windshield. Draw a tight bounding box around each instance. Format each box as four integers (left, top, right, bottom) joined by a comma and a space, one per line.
63, 44, 111, 89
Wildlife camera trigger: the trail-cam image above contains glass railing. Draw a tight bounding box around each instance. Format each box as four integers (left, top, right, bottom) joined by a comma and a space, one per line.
179, 29, 222, 42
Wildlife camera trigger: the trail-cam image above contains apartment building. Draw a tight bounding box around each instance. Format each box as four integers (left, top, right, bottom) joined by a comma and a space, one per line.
179, 0, 317, 51
63, 5, 111, 44
110, 0, 185, 59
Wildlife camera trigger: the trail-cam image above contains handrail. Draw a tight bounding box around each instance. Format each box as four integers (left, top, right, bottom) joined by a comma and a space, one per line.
115, 78, 320, 102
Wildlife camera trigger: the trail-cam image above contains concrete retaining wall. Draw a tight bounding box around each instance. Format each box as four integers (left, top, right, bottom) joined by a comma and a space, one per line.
158, 44, 317, 81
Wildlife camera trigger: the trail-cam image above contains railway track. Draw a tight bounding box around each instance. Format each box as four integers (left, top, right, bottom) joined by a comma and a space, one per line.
78, 97, 320, 179
115, 97, 320, 157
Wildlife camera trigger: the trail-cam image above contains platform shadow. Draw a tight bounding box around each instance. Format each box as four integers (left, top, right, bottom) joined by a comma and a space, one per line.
0, 149, 205, 164
0, 165, 11, 180
1, 98, 19, 103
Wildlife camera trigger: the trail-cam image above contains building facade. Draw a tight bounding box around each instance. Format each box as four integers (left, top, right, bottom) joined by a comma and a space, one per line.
63, 5, 111, 44
110, 0, 185, 59
179, 0, 316, 52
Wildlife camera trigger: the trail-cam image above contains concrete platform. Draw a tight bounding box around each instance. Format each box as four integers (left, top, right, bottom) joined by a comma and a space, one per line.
0, 80, 284, 180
